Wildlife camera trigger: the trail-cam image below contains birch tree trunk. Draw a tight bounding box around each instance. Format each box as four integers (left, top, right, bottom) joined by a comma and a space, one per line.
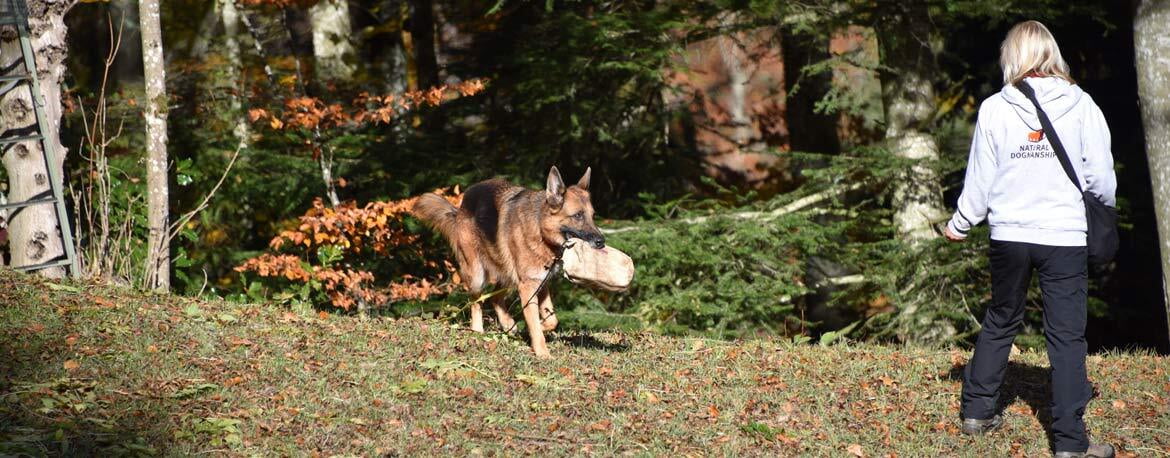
308, 0, 355, 81
0, 0, 72, 278
187, 1, 220, 60
139, 0, 169, 290
221, 0, 248, 149
1135, 0, 1170, 344
875, 1, 947, 244
716, 14, 752, 148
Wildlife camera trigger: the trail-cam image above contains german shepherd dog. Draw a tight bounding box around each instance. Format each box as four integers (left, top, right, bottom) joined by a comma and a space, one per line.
412, 167, 605, 357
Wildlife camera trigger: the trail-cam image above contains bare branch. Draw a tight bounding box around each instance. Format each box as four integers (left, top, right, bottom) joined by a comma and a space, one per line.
165, 146, 242, 244
601, 182, 864, 235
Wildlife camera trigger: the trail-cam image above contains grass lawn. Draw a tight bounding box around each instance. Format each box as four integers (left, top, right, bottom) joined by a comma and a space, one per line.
0, 269, 1166, 456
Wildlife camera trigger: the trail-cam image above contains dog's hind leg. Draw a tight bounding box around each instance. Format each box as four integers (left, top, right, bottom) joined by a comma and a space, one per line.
459, 252, 487, 333
490, 293, 516, 333
470, 302, 484, 333
538, 289, 558, 332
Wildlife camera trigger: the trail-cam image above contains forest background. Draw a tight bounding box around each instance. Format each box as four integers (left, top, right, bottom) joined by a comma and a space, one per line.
6, 0, 1168, 353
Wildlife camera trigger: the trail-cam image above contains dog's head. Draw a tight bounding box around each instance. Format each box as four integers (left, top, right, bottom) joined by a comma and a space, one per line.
541, 166, 605, 249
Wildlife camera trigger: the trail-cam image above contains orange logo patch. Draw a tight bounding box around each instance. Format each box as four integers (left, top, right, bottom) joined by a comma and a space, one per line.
1027, 130, 1044, 143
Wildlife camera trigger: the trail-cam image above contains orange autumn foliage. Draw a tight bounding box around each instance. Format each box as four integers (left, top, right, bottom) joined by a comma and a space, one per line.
235, 189, 463, 310
248, 79, 488, 131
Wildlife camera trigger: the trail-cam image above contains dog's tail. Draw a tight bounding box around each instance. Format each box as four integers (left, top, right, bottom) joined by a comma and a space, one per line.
411, 193, 462, 242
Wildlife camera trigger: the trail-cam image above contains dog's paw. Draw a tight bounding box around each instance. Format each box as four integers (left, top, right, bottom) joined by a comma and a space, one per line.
532, 346, 552, 359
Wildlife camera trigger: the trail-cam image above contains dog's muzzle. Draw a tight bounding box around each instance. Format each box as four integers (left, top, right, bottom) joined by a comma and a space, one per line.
562, 228, 605, 249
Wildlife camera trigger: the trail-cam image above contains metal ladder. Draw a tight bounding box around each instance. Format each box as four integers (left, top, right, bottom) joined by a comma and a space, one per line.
0, 0, 79, 276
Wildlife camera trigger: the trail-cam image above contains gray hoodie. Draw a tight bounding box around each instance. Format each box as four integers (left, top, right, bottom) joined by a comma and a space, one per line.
946, 76, 1116, 246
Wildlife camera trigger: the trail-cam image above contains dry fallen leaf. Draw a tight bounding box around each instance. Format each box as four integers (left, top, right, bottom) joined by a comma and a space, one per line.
1111, 400, 1127, 409
588, 419, 611, 431
847, 443, 865, 457
63, 360, 79, 371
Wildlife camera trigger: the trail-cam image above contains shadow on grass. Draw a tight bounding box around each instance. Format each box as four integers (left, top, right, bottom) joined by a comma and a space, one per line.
0, 330, 172, 455
946, 360, 1101, 452
552, 332, 632, 353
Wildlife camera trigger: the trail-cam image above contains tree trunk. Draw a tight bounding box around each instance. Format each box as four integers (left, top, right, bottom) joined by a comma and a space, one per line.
715, 14, 753, 148
783, 28, 842, 154
187, 1, 220, 60
1135, 0, 1170, 345
308, 0, 355, 82
407, 0, 439, 89
112, 0, 142, 81
875, 1, 947, 243
0, 0, 72, 278
221, 0, 248, 149
139, 0, 169, 291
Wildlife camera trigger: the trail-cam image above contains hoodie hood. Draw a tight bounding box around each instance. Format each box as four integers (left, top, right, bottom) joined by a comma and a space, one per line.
1000, 76, 1084, 131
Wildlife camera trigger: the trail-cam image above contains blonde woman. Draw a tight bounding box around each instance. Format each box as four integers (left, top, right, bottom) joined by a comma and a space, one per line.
943, 21, 1116, 458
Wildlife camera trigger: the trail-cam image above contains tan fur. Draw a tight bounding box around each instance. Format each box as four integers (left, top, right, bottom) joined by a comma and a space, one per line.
411, 167, 604, 357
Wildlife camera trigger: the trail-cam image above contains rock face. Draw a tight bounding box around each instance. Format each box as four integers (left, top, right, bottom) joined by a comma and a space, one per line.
664, 26, 792, 190
663, 25, 879, 192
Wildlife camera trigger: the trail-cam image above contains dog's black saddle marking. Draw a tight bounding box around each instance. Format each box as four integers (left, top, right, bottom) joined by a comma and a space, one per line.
461, 179, 505, 243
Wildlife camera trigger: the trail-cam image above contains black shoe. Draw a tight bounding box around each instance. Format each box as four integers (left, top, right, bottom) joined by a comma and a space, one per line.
960, 415, 1004, 435
1053, 444, 1115, 458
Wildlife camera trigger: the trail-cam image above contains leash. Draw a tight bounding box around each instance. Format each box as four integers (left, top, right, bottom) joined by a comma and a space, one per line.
500, 240, 571, 335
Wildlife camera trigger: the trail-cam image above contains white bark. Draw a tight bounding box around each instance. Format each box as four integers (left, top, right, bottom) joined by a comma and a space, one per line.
1135, 0, 1170, 344
877, 7, 947, 244
716, 13, 751, 146
221, 0, 248, 149
309, 0, 355, 81
0, 0, 72, 278
139, 0, 169, 291
188, 1, 220, 59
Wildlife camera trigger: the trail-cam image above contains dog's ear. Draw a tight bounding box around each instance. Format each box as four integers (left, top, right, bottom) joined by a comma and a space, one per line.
576, 167, 591, 191
546, 166, 566, 209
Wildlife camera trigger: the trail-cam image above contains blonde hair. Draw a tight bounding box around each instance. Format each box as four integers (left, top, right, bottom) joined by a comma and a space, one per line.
999, 20, 1074, 85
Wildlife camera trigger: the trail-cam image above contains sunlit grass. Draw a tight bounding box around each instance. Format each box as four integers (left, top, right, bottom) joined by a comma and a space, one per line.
0, 269, 1165, 456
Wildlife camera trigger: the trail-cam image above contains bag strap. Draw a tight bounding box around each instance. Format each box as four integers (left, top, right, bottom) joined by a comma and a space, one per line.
1014, 80, 1084, 193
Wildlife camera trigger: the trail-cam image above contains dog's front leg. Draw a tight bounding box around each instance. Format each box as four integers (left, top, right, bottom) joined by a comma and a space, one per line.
517, 281, 551, 358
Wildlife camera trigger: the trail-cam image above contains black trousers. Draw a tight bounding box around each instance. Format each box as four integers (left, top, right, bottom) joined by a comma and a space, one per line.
960, 240, 1091, 453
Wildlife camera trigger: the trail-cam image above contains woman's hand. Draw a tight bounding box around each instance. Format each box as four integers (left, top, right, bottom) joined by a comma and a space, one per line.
943, 226, 965, 242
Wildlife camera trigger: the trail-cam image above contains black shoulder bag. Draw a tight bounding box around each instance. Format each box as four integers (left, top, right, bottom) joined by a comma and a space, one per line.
1014, 81, 1118, 268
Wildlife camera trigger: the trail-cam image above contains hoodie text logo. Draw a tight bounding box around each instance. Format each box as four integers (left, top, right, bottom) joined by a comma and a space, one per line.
1012, 142, 1055, 159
